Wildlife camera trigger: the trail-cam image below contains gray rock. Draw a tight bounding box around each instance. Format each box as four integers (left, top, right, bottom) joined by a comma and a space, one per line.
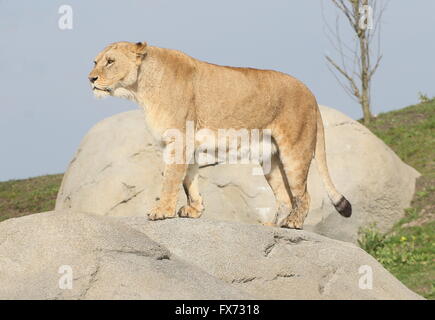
0, 211, 422, 299
55, 106, 420, 243
0, 211, 250, 300
124, 217, 422, 300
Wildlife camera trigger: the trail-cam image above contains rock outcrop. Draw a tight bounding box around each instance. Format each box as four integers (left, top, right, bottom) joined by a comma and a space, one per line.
0, 211, 422, 299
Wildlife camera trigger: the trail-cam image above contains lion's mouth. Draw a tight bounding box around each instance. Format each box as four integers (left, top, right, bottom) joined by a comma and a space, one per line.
93, 86, 111, 93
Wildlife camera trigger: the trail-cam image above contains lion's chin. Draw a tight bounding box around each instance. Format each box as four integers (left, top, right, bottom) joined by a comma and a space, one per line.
92, 88, 111, 99
113, 87, 136, 100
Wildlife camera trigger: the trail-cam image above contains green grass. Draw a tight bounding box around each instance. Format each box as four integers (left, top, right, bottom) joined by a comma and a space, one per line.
359, 98, 435, 299
0, 174, 63, 222
359, 219, 434, 299
365, 100, 435, 179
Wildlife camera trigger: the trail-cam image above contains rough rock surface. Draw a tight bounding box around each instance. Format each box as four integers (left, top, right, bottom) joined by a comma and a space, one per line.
0, 211, 422, 300
55, 106, 420, 243
0, 211, 249, 300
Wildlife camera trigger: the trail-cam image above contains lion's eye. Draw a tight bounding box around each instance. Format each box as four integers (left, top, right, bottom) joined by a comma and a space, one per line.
93, 61, 97, 66
107, 59, 114, 65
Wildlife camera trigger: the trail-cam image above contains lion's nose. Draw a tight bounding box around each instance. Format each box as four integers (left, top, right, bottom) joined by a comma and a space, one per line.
89, 76, 98, 83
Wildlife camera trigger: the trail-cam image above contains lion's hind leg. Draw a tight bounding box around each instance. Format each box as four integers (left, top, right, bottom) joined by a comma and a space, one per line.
273, 128, 315, 229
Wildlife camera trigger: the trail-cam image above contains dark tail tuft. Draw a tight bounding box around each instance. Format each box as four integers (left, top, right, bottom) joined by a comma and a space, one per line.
334, 196, 352, 218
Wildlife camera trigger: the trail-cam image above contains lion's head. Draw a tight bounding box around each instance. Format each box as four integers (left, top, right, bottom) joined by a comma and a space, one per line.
88, 41, 147, 99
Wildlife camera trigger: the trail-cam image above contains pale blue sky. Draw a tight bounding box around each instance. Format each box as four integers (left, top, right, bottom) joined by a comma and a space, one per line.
0, 0, 434, 181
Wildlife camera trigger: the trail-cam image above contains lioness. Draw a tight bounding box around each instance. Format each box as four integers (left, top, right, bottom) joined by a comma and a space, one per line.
88, 41, 351, 228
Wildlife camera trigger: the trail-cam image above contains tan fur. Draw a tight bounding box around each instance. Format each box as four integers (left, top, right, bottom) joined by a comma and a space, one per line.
88, 41, 350, 228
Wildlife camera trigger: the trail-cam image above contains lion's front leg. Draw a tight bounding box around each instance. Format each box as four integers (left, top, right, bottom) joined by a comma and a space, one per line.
178, 163, 204, 219
148, 162, 188, 221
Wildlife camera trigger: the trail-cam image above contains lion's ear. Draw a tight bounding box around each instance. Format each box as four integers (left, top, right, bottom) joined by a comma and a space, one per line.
135, 42, 148, 56
134, 42, 147, 65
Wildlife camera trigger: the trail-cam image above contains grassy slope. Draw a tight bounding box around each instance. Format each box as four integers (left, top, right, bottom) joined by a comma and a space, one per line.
0, 100, 433, 297
359, 99, 434, 299
0, 174, 63, 222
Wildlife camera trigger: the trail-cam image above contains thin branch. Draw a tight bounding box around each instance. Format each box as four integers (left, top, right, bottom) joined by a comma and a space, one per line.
368, 54, 382, 80
325, 55, 361, 99
326, 63, 359, 102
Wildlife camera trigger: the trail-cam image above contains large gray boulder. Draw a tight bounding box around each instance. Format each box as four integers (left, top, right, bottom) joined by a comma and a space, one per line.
0, 211, 422, 300
56, 106, 419, 243
0, 211, 249, 300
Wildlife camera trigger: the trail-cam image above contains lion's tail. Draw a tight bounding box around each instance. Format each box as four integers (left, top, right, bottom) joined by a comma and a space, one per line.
314, 107, 352, 217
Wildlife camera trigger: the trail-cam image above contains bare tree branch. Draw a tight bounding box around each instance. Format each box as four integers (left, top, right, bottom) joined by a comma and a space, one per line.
369, 54, 382, 80
326, 55, 361, 99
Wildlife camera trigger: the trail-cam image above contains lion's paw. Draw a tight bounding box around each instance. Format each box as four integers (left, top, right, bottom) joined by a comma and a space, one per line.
147, 206, 177, 221
178, 205, 203, 219
282, 215, 304, 230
